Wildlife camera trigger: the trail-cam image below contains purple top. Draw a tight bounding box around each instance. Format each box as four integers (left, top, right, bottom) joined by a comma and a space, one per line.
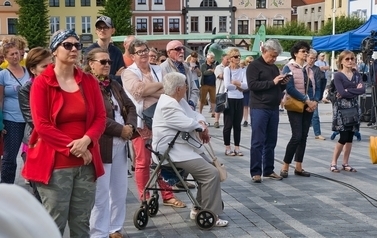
333, 71, 365, 99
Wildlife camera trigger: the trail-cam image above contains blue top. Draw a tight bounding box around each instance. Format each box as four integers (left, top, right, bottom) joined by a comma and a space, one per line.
0, 68, 30, 122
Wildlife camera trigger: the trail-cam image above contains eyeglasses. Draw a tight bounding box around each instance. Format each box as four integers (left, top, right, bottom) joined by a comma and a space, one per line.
60, 42, 83, 51
299, 50, 309, 53
1, 42, 16, 48
344, 57, 355, 61
93, 59, 112, 65
232, 55, 240, 59
170, 46, 185, 52
96, 26, 110, 31
134, 48, 150, 56
160, 59, 166, 63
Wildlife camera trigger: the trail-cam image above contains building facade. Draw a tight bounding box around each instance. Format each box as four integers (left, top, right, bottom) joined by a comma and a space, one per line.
297, 0, 325, 33
291, 0, 307, 21
323, 0, 348, 21
349, 0, 374, 20
0, 0, 19, 39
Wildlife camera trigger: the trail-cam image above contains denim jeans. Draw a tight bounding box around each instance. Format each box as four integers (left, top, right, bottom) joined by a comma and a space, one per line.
311, 106, 321, 136
284, 110, 313, 164
250, 108, 279, 177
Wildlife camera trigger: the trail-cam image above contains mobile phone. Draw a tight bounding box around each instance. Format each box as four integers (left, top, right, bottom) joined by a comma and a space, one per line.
283, 72, 293, 80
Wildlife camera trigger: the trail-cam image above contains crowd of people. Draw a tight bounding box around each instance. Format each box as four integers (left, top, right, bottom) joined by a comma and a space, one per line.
0, 14, 366, 237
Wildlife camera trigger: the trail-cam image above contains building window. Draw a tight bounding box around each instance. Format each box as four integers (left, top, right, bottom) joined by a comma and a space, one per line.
81, 0, 90, 6
136, 18, 147, 33
4, 0, 11, 6
50, 17, 60, 34
256, 0, 266, 9
153, 18, 163, 33
65, 0, 75, 7
96, 0, 104, 6
7, 18, 17, 34
191, 17, 198, 32
318, 6, 322, 12
219, 16, 227, 32
314, 21, 318, 32
154, 0, 163, 4
338, 0, 342, 8
311, 8, 314, 13
138, 0, 146, 4
200, 0, 217, 7
82, 16, 91, 33
169, 18, 180, 33
305, 9, 308, 14
66, 16, 75, 31
273, 19, 284, 27
307, 22, 311, 30
49, 0, 59, 7
255, 20, 266, 29
238, 20, 248, 34
292, 6, 297, 15
205, 16, 213, 32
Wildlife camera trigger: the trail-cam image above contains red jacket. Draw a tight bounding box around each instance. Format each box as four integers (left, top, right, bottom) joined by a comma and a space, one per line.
22, 64, 106, 184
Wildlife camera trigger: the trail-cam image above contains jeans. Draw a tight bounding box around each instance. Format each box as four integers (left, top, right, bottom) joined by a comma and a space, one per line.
284, 110, 313, 164
250, 108, 279, 177
311, 106, 321, 136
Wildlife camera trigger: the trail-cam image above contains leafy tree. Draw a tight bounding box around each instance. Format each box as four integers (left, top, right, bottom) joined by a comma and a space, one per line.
99, 0, 133, 49
319, 15, 365, 35
15, 0, 49, 48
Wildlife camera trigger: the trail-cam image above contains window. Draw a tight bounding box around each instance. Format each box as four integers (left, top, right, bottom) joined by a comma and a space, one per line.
200, 0, 217, 7
314, 21, 318, 32
136, 18, 147, 33
311, 8, 314, 13
49, 0, 59, 7
307, 22, 311, 30
154, 0, 163, 4
292, 6, 297, 15
318, 6, 322, 12
219, 16, 227, 32
169, 18, 180, 33
50, 17, 60, 34
7, 18, 17, 34
305, 9, 308, 14
66, 17, 75, 31
191, 17, 198, 32
255, 20, 266, 29
96, 0, 104, 6
82, 16, 91, 33
205, 17, 213, 32
338, 0, 342, 8
256, 0, 266, 9
138, 0, 146, 4
65, 0, 75, 7
81, 0, 90, 6
238, 20, 248, 34
153, 18, 163, 33
273, 20, 284, 27
4, 0, 11, 6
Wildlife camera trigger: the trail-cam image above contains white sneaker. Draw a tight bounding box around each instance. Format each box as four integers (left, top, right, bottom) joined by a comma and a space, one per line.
216, 218, 228, 227
190, 209, 197, 219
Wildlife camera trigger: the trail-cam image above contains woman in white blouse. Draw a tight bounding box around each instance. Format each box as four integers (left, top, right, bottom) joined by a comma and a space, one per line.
223, 48, 248, 156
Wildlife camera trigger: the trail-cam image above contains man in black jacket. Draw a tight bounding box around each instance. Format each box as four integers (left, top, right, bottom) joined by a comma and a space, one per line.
247, 39, 287, 183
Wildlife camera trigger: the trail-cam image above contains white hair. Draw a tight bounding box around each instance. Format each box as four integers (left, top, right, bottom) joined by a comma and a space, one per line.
163, 72, 186, 96
207, 52, 215, 58
262, 39, 283, 55
309, 49, 317, 56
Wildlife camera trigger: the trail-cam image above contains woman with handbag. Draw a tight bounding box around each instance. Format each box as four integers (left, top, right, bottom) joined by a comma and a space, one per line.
330, 50, 365, 173
223, 48, 248, 156
280, 41, 321, 178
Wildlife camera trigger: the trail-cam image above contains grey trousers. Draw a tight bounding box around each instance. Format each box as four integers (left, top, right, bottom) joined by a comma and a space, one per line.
36, 164, 96, 238
174, 158, 222, 215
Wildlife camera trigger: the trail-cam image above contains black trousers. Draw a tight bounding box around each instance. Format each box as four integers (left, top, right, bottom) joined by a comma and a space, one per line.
223, 98, 243, 146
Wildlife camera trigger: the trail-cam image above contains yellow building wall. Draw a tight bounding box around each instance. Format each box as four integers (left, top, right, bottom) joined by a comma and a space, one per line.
324, 0, 349, 21
0, 0, 20, 38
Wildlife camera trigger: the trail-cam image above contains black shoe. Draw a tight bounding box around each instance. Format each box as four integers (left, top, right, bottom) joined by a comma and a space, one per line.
294, 169, 310, 177
280, 170, 288, 178
131, 165, 135, 171
127, 170, 132, 178
243, 121, 248, 127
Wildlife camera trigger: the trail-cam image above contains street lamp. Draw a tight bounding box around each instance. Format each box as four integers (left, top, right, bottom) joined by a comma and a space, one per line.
331, 0, 336, 79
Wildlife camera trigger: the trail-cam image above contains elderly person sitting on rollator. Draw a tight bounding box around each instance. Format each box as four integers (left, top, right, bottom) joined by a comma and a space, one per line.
152, 72, 228, 227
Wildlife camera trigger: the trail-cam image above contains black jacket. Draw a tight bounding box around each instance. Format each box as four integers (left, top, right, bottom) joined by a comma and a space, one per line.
18, 81, 33, 143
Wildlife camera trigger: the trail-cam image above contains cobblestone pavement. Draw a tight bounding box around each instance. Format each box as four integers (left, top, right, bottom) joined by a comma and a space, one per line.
13, 103, 377, 237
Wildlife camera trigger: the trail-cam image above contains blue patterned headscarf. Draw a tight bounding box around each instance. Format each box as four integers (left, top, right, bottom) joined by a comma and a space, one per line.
49, 29, 79, 52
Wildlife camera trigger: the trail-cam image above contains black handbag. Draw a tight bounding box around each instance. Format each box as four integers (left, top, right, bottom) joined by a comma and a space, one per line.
215, 69, 230, 113
339, 107, 359, 127
142, 102, 157, 130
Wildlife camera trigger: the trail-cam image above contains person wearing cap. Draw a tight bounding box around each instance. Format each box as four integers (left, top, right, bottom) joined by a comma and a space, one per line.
85, 16, 125, 86
315, 52, 330, 100
22, 29, 106, 237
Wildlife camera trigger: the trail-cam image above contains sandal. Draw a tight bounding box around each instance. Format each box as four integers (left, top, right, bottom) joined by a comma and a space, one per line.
225, 150, 235, 156
330, 164, 340, 173
342, 164, 357, 172
234, 150, 243, 156
163, 198, 186, 208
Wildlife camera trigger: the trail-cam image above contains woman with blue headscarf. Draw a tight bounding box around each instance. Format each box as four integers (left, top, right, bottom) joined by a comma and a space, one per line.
22, 30, 106, 237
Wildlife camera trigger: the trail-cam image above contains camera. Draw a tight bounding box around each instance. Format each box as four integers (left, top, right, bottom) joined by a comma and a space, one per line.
361, 31, 377, 62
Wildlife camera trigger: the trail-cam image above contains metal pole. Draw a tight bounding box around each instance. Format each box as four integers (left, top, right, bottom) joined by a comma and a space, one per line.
331, 0, 336, 79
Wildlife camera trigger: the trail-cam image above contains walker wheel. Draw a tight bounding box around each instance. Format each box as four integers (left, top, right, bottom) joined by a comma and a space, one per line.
195, 209, 216, 230
222, 200, 224, 210
133, 207, 149, 230
148, 196, 159, 217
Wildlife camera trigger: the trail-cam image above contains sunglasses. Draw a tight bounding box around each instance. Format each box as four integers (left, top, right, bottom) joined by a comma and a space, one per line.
60, 42, 83, 51
93, 59, 112, 65
232, 55, 240, 59
299, 50, 309, 53
344, 57, 355, 61
170, 46, 185, 52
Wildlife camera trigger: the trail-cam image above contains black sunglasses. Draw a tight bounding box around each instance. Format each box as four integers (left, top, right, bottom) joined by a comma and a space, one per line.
60, 42, 83, 51
93, 59, 112, 65
232, 55, 240, 59
171, 46, 185, 52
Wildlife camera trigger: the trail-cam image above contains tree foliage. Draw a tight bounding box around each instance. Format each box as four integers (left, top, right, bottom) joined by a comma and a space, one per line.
318, 15, 365, 36
15, 0, 49, 48
264, 21, 313, 51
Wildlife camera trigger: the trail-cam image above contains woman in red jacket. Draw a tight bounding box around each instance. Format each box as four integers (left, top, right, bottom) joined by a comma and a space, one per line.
22, 29, 106, 237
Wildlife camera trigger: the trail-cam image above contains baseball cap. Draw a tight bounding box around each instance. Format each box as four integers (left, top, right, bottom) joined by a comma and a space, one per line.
96, 16, 113, 28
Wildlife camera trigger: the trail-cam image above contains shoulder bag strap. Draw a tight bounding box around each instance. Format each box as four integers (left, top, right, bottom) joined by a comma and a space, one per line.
151, 68, 159, 82
7, 68, 23, 86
